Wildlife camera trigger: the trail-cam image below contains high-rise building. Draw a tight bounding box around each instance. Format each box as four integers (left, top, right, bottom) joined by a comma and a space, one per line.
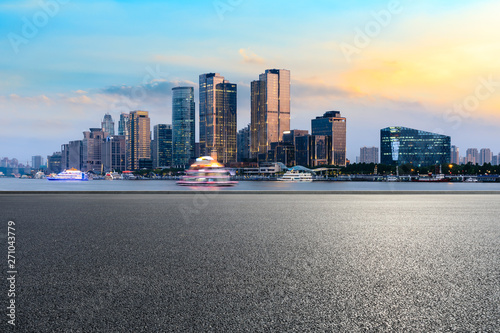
31, 155, 43, 169
68, 140, 84, 171
359, 146, 379, 164
466, 148, 479, 165
102, 113, 115, 136
118, 113, 129, 136
199, 73, 237, 163
479, 148, 492, 165
491, 154, 499, 166
282, 129, 309, 146
295, 135, 330, 167
172, 87, 195, 167
250, 69, 290, 158
61, 144, 69, 170
102, 135, 126, 172
152, 124, 173, 168
127, 111, 151, 171
450, 145, 460, 164
237, 124, 251, 162
47, 152, 62, 173
83, 128, 106, 172
380, 127, 451, 167
311, 111, 347, 166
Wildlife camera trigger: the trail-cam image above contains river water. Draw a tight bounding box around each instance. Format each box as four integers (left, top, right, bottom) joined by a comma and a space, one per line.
2, 178, 500, 191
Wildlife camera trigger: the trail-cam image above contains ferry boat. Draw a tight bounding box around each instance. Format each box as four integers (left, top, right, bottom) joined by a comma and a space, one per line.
279, 169, 313, 182
47, 168, 89, 181
177, 156, 237, 187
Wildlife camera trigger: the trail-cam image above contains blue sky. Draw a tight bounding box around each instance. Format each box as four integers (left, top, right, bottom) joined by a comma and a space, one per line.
1, 0, 499, 164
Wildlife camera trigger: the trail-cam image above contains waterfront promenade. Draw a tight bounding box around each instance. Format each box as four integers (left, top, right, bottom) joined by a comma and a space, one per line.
1, 193, 499, 332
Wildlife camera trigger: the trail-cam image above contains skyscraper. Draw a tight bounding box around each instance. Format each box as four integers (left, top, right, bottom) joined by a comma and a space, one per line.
237, 124, 251, 162
450, 145, 460, 164
199, 73, 237, 163
250, 69, 290, 158
152, 124, 173, 168
466, 148, 479, 164
479, 148, 492, 165
101, 113, 115, 136
83, 128, 106, 172
172, 87, 195, 167
102, 135, 126, 172
31, 155, 43, 169
118, 113, 129, 136
380, 127, 451, 167
127, 111, 151, 171
360, 146, 379, 164
311, 111, 347, 166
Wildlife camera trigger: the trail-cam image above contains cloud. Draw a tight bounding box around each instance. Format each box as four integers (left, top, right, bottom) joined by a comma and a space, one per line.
239, 48, 265, 64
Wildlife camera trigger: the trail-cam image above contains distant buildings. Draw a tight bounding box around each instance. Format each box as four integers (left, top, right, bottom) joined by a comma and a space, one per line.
83, 128, 107, 172
311, 111, 347, 166
102, 113, 115, 136
380, 127, 451, 167
172, 87, 195, 167
251, 69, 290, 159
118, 113, 129, 137
47, 152, 62, 173
127, 111, 151, 171
31, 155, 43, 169
295, 135, 330, 167
466, 148, 479, 165
479, 148, 492, 166
359, 146, 379, 164
152, 124, 173, 168
237, 124, 251, 162
450, 145, 459, 164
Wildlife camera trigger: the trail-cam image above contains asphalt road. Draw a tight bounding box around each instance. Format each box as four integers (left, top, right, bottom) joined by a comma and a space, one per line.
1, 193, 499, 332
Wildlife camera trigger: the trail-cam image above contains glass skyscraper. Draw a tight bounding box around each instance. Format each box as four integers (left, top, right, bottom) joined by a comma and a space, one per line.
380, 127, 451, 167
311, 111, 346, 166
172, 87, 195, 167
118, 113, 129, 137
250, 69, 290, 158
152, 124, 173, 168
127, 111, 151, 171
199, 73, 237, 163
101, 113, 115, 136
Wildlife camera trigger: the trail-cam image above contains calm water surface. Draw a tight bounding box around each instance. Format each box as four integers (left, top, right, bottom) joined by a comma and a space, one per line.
2, 177, 500, 191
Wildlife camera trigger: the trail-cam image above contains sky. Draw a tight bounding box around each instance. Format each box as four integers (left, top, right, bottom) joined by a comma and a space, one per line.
1, 0, 499, 164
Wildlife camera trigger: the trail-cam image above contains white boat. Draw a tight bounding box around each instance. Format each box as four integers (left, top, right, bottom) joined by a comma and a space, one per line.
47, 168, 88, 181
177, 156, 237, 186
279, 169, 313, 182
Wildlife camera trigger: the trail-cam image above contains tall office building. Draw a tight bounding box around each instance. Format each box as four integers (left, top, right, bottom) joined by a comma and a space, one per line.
360, 146, 379, 164
172, 87, 195, 167
466, 148, 479, 165
250, 69, 290, 158
380, 127, 451, 167
127, 111, 151, 171
102, 135, 126, 172
311, 111, 347, 166
152, 124, 173, 168
82, 128, 106, 172
47, 152, 62, 173
237, 124, 251, 162
118, 113, 129, 136
31, 155, 43, 169
102, 113, 115, 136
68, 140, 84, 171
199, 73, 237, 163
479, 148, 492, 165
492, 154, 499, 166
450, 145, 460, 164
295, 135, 330, 167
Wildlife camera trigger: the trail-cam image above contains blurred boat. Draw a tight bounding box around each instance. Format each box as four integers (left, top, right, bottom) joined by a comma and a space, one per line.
177, 156, 237, 187
278, 169, 313, 182
47, 168, 88, 181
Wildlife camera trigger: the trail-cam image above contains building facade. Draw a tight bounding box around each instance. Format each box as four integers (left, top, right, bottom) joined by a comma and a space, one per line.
466, 148, 479, 165
31, 155, 43, 169
359, 146, 379, 164
237, 124, 251, 162
172, 87, 195, 167
295, 135, 330, 167
102, 113, 115, 136
118, 113, 129, 137
250, 69, 290, 158
127, 111, 151, 171
82, 128, 107, 172
102, 135, 126, 172
479, 148, 492, 165
311, 111, 346, 166
380, 127, 451, 167
450, 145, 460, 164
152, 124, 173, 168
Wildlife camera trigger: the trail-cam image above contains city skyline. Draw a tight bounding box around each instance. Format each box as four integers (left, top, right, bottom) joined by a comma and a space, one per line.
1, 0, 500, 163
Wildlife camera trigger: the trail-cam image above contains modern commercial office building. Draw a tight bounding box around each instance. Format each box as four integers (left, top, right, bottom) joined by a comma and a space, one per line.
295, 135, 330, 167
479, 148, 492, 165
359, 146, 379, 164
172, 87, 195, 167
152, 124, 173, 168
118, 113, 129, 137
250, 69, 290, 158
102, 113, 115, 136
199, 73, 237, 163
127, 111, 151, 171
237, 124, 251, 162
31, 155, 43, 169
380, 127, 451, 167
466, 148, 479, 165
102, 135, 126, 172
450, 145, 460, 164
311, 111, 346, 166
83, 128, 107, 172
